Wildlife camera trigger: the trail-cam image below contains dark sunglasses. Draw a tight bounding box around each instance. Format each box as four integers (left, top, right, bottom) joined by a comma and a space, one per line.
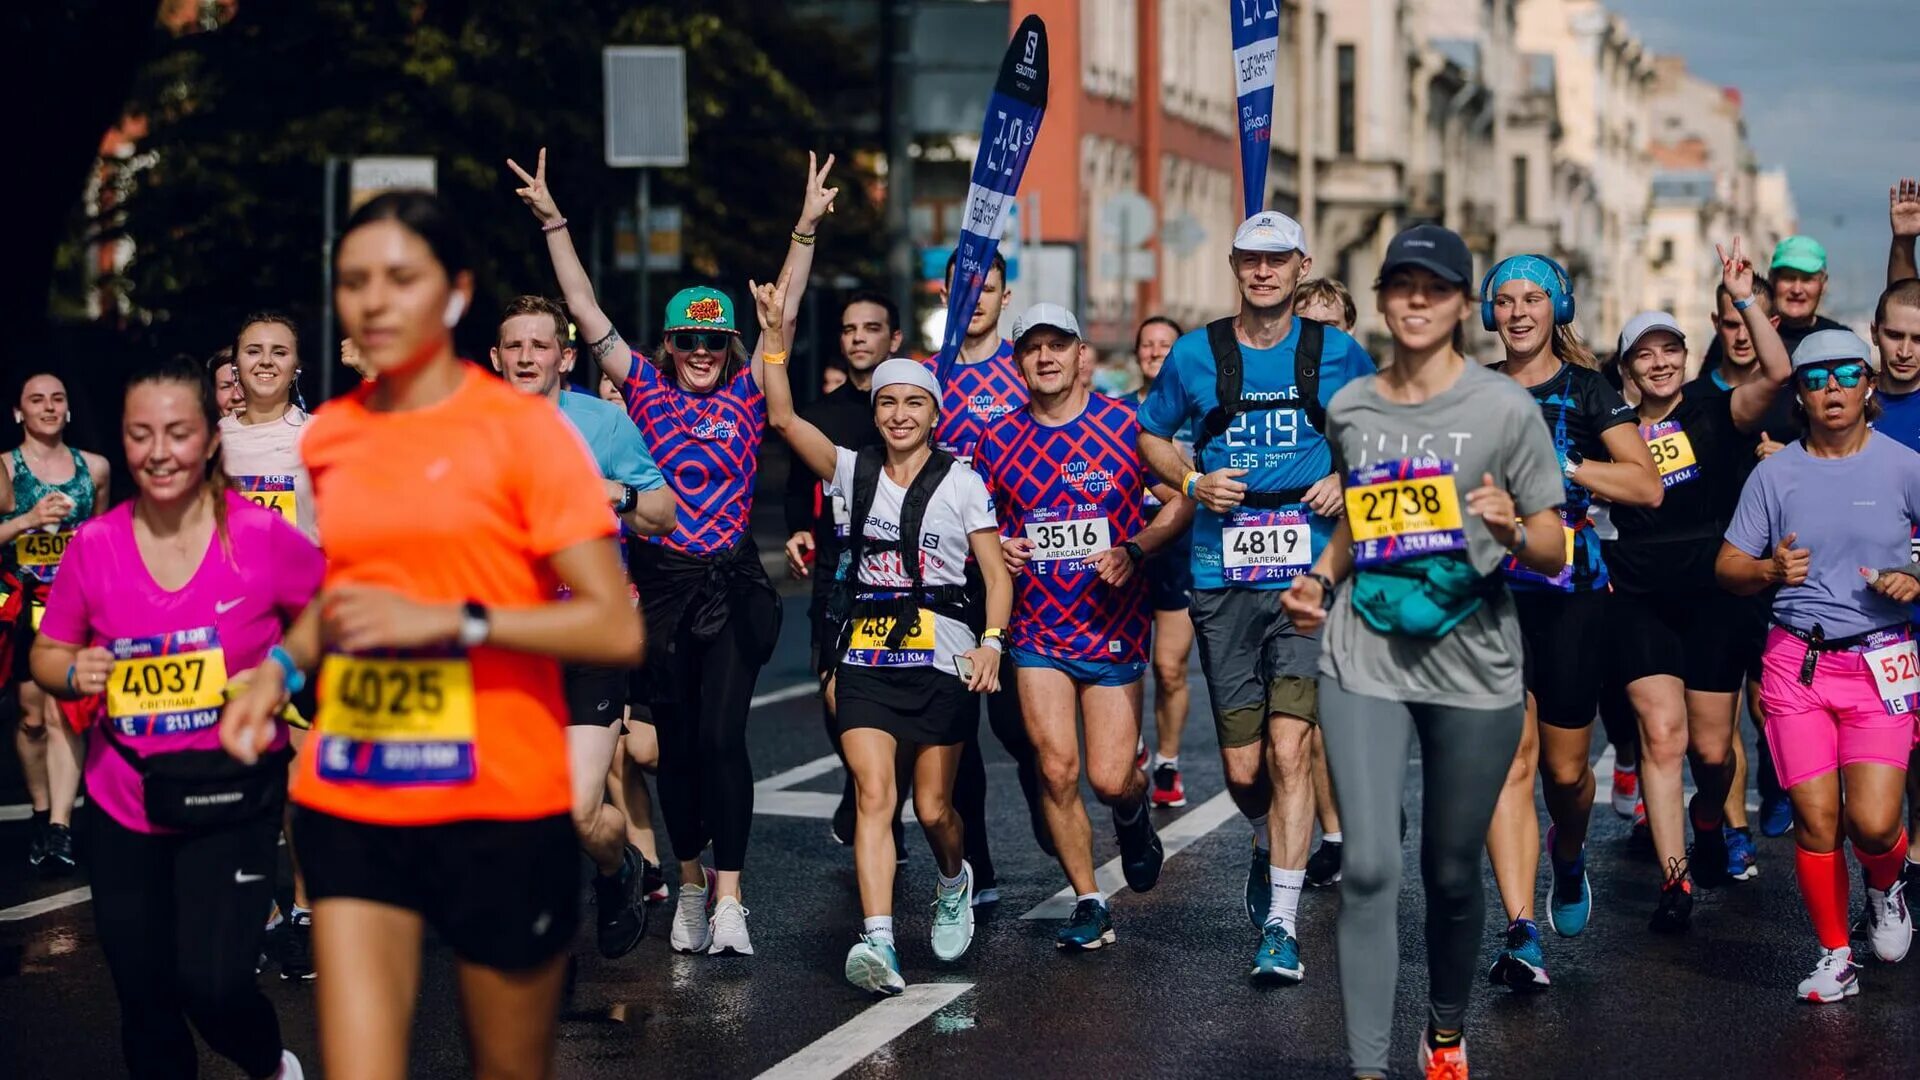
1796, 362, 1867, 391
670, 331, 732, 353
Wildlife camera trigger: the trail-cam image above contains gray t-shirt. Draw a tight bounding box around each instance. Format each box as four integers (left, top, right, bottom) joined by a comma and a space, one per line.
1319, 363, 1566, 709
1723, 432, 1920, 639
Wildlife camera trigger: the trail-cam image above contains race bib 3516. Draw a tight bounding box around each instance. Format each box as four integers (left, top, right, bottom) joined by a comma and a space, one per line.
1024, 507, 1111, 571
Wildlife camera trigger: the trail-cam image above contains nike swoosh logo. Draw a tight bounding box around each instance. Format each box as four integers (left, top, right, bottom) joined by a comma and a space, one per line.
426, 458, 453, 481
234, 870, 266, 884
216, 598, 244, 615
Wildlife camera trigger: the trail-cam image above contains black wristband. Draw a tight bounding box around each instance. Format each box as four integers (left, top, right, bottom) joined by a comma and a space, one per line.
1123, 541, 1145, 564
1304, 571, 1337, 609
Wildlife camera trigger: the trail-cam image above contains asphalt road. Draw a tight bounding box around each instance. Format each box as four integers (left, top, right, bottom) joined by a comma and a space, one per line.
3, 590, 1918, 1079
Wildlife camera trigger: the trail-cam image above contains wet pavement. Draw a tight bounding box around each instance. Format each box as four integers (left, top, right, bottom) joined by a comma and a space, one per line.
3, 591, 1919, 1078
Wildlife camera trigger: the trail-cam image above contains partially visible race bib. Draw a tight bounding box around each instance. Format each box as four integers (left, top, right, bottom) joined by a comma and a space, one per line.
827, 483, 851, 540
14, 529, 72, 583
1344, 458, 1467, 568
1644, 421, 1699, 488
107, 627, 228, 736
1863, 628, 1920, 717
1221, 506, 1311, 583
844, 610, 936, 668
234, 475, 299, 527
1503, 523, 1577, 591
1024, 507, 1111, 569
315, 649, 477, 784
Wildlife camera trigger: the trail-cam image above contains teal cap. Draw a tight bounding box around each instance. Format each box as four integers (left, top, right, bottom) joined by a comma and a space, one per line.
1770, 235, 1827, 275
662, 286, 737, 335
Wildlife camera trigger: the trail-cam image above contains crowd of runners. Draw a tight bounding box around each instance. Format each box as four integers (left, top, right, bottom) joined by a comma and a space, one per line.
5, 155, 1920, 1080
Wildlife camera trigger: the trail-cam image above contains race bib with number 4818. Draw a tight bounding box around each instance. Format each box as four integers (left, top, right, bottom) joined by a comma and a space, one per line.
844, 610, 937, 668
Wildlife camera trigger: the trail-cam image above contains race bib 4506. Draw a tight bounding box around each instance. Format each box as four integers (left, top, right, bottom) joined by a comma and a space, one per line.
1344, 458, 1467, 568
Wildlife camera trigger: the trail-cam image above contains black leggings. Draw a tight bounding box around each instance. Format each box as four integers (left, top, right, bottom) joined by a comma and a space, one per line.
952, 649, 1044, 881
654, 613, 761, 872
86, 802, 284, 1080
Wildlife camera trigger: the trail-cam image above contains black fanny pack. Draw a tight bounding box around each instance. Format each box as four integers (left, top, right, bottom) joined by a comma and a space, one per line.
102, 725, 291, 831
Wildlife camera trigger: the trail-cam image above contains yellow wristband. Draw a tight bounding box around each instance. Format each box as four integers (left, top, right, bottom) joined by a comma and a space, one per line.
762, 350, 789, 365
1182, 471, 1201, 498
982, 627, 1004, 640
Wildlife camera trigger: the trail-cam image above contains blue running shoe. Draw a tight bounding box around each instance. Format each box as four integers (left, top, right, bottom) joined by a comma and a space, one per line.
844, 936, 906, 997
1546, 827, 1592, 938
1055, 898, 1116, 951
1487, 918, 1550, 991
1759, 793, 1794, 838
1724, 825, 1758, 881
1250, 922, 1305, 984
1246, 844, 1271, 930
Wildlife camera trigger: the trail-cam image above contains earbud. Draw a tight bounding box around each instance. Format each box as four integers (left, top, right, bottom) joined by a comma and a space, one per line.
444, 293, 467, 329
65, 412, 72, 425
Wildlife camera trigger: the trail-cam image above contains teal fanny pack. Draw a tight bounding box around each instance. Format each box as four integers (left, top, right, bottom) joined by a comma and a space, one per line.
1349, 553, 1499, 639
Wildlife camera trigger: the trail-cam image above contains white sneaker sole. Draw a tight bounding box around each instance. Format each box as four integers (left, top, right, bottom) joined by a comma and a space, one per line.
846, 951, 905, 996
1055, 929, 1117, 951
1800, 980, 1860, 1003
1871, 929, 1913, 964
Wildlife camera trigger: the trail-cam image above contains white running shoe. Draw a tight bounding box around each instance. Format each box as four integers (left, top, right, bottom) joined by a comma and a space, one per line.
708, 897, 754, 956
1866, 880, 1914, 963
1795, 946, 1861, 1003
670, 867, 717, 954
276, 1049, 306, 1080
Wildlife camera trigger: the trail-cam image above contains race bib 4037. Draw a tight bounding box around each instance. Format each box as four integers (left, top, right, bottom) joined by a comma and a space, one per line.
1344, 458, 1467, 568
316, 650, 477, 785
1222, 506, 1311, 583
107, 627, 228, 737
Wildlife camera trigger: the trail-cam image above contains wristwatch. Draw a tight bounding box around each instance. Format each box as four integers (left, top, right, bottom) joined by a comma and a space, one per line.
457, 601, 492, 648
1561, 450, 1584, 479
615, 484, 638, 514
1122, 541, 1145, 564
1507, 520, 1529, 556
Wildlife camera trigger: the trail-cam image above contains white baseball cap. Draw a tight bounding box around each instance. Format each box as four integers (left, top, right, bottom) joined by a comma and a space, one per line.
1617, 311, 1686, 358
1011, 302, 1082, 344
1232, 211, 1307, 255
870, 357, 941, 403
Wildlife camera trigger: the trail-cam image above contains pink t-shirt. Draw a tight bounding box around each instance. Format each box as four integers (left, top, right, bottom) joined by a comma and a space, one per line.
38, 491, 324, 833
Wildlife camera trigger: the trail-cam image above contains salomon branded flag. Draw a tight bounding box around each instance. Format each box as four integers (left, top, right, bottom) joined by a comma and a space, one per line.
1230, 0, 1280, 218
935, 15, 1049, 380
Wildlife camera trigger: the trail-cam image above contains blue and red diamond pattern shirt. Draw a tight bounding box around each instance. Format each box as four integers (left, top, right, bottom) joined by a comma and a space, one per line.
622, 353, 765, 556
975, 394, 1149, 664
927, 340, 1026, 467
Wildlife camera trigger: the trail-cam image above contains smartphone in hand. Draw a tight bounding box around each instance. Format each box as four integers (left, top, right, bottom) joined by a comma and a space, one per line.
954, 654, 975, 681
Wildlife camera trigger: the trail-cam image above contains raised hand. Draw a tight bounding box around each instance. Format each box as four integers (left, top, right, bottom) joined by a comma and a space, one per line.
507, 147, 563, 225
749, 267, 793, 336
799, 151, 840, 231
1716, 236, 1754, 301
1891, 178, 1920, 240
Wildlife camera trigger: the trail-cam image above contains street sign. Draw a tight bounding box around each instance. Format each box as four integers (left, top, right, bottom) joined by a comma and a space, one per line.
1098, 192, 1157, 245
348, 156, 435, 211
603, 47, 689, 168
1098, 249, 1157, 283
645, 206, 683, 272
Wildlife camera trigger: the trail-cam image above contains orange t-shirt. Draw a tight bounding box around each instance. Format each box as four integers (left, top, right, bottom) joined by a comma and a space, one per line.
291, 364, 614, 825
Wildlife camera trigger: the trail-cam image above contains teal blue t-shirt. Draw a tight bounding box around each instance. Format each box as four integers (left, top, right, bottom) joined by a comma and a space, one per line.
559, 388, 666, 491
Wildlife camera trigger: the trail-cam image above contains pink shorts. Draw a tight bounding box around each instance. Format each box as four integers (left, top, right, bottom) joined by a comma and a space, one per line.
1759, 628, 1920, 788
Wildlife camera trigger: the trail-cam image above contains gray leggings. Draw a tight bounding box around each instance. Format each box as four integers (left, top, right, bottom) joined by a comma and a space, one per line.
1318, 678, 1523, 1078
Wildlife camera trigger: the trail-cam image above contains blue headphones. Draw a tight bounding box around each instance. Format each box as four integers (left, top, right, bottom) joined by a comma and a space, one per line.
1479, 254, 1575, 332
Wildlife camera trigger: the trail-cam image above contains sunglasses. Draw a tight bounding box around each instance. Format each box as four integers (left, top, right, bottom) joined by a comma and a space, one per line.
670, 332, 732, 353
1796, 362, 1867, 391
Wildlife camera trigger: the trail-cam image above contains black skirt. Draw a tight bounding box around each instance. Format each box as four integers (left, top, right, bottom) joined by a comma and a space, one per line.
836, 665, 977, 746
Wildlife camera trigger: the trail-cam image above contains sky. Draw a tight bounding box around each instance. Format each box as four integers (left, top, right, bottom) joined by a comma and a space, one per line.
1605, 0, 1916, 322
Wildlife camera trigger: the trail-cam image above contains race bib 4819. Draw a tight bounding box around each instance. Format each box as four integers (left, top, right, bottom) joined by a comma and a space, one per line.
1222, 506, 1311, 583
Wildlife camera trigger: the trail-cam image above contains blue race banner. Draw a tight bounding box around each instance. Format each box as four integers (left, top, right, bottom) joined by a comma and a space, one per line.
935, 14, 1049, 380
1229, 0, 1280, 219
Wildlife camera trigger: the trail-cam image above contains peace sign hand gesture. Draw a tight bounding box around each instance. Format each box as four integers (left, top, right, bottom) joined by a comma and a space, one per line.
1716, 236, 1754, 302
507, 147, 564, 226
798, 151, 840, 233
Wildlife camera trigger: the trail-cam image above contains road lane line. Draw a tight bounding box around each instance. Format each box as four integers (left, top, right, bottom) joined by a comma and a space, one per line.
0, 886, 91, 922
1022, 790, 1239, 920
755, 982, 973, 1080
756, 753, 842, 794
753, 682, 817, 708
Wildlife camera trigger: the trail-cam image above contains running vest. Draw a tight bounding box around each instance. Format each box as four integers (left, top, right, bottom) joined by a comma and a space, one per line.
7, 447, 94, 526
1193, 316, 1325, 509
835, 447, 970, 654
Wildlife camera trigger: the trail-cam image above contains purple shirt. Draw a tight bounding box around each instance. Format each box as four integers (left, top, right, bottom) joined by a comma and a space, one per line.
1724, 432, 1920, 639
39, 492, 324, 833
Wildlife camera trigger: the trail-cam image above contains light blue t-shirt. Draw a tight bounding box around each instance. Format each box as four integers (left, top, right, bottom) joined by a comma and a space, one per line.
1138, 318, 1373, 589
1724, 432, 1920, 638
559, 388, 666, 491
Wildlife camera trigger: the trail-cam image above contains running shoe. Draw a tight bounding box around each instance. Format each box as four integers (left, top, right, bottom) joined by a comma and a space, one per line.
593, 844, 648, 959
1419, 1030, 1469, 1080
1250, 922, 1304, 984
1650, 874, 1693, 934
893, 817, 908, 865
1865, 879, 1914, 964
831, 777, 856, 846
26, 815, 47, 868
708, 897, 753, 956
1305, 839, 1343, 888
1545, 828, 1591, 938
1629, 798, 1651, 854
1055, 898, 1115, 951
1245, 844, 1272, 930
669, 867, 716, 954
1114, 803, 1164, 893
1610, 763, 1639, 817
930, 861, 975, 961
41, 823, 75, 876
1688, 799, 1731, 888
972, 864, 1000, 908
278, 1049, 307, 1080
1796, 947, 1860, 1003
1150, 763, 1187, 809
640, 857, 669, 904
281, 910, 315, 980
844, 935, 906, 996
1134, 738, 1148, 772
1759, 793, 1794, 838
1486, 918, 1550, 991
1724, 826, 1759, 882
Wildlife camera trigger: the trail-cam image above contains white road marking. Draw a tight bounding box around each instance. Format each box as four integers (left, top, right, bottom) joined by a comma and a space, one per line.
0, 887, 91, 922
1022, 790, 1240, 920
756, 753, 841, 795
753, 682, 817, 708
755, 982, 974, 1080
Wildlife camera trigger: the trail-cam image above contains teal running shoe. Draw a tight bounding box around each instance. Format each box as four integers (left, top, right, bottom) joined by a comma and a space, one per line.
930, 861, 975, 961
1246, 844, 1271, 930
1250, 922, 1304, 984
844, 936, 906, 997
1487, 918, 1550, 991
1546, 826, 1592, 938
1055, 898, 1116, 951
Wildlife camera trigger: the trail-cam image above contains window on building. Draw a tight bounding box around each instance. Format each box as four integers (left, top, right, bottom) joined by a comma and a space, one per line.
1336, 44, 1356, 156
1512, 156, 1529, 221
1659, 238, 1674, 263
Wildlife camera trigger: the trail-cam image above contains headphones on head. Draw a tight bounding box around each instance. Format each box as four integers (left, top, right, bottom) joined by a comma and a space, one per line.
1479, 255, 1575, 332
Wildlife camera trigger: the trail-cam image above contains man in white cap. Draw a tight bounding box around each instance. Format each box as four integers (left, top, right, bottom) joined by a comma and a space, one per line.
1137, 211, 1375, 983
975, 302, 1195, 950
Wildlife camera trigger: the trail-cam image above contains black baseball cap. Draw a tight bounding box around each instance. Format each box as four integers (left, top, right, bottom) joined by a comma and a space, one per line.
1379, 224, 1473, 286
